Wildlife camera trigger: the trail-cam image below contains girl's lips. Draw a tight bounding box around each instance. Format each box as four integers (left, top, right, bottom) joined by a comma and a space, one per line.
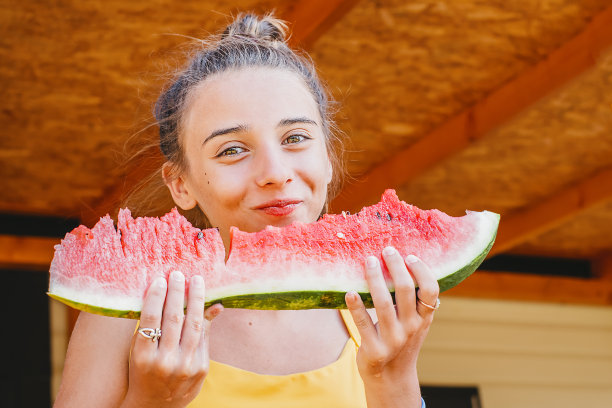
255, 200, 302, 216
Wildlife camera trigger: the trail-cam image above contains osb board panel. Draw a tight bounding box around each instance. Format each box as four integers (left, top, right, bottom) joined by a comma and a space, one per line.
0, 0, 283, 216
512, 199, 612, 258
309, 0, 610, 176
397, 47, 612, 257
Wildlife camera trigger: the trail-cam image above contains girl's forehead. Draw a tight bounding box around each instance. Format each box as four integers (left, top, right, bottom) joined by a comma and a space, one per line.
184, 67, 321, 131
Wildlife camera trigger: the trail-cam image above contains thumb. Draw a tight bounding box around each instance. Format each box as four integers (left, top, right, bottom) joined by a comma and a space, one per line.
198, 303, 223, 352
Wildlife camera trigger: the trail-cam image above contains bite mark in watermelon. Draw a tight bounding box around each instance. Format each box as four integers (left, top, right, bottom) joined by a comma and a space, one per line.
48, 190, 499, 317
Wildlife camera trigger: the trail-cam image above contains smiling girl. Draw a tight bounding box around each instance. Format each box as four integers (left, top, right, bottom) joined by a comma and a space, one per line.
54, 13, 439, 408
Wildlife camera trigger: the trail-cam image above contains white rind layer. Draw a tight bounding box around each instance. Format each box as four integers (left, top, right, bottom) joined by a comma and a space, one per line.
433, 210, 499, 279
205, 275, 372, 302
49, 281, 143, 312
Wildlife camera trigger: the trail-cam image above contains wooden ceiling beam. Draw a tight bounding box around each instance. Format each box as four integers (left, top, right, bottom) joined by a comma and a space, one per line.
331, 5, 612, 213
0, 235, 59, 270
490, 167, 612, 256
285, 0, 361, 49
446, 270, 612, 306
83, 1, 361, 226
594, 253, 612, 282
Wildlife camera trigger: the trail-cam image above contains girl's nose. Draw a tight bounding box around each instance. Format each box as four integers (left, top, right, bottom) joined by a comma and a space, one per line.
254, 145, 293, 187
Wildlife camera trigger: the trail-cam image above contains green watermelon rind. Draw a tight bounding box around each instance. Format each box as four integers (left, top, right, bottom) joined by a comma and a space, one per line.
48, 228, 496, 317
47, 293, 141, 319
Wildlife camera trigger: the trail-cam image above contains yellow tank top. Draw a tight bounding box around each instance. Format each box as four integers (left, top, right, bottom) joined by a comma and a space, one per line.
188, 309, 366, 407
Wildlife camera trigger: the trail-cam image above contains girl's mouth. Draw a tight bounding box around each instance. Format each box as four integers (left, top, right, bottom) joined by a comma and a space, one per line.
255, 200, 302, 216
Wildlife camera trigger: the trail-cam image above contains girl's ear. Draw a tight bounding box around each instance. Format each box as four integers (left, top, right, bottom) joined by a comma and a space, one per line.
162, 162, 197, 210
326, 158, 333, 185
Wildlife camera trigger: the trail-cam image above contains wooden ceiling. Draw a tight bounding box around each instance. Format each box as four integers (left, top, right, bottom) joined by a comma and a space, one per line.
2, 0, 612, 305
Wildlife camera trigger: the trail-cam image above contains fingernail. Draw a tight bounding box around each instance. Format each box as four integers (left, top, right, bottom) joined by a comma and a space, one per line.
207, 304, 223, 319
191, 275, 202, 288
366, 256, 378, 268
171, 271, 184, 282
156, 277, 166, 288
405, 254, 419, 264
382, 246, 395, 256
346, 291, 359, 302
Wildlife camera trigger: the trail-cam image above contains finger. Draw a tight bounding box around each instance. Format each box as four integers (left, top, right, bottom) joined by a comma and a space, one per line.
382, 247, 416, 321
365, 255, 399, 334
345, 291, 379, 345
136, 277, 167, 353
159, 270, 186, 352
406, 255, 440, 315
180, 275, 206, 354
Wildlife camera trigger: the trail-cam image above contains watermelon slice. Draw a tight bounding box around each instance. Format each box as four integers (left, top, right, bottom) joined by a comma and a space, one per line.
48, 190, 499, 318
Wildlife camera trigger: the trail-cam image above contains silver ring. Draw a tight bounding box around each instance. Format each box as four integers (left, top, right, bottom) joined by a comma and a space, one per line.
138, 327, 162, 342
417, 297, 440, 311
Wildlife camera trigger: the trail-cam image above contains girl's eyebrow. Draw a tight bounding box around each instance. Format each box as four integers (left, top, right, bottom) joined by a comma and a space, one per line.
278, 117, 317, 127
203, 124, 248, 145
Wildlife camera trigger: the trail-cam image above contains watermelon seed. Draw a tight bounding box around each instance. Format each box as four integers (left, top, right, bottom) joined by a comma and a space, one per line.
197, 231, 204, 239
376, 211, 381, 219
386, 214, 392, 221
336, 232, 345, 239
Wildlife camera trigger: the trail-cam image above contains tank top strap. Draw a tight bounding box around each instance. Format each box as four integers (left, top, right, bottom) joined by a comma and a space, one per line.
339, 309, 361, 347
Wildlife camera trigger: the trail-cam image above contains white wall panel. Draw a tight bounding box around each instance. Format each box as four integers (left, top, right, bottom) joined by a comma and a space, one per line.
418, 297, 612, 408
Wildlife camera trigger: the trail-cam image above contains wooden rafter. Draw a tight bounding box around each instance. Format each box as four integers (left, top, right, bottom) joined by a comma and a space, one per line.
455, 168, 612, 304
285, 0, 361, 49
490, 167, 612, 256
331, 5, 612, 213
594, 253, 612, 281
446, 270, 612, 306
82, 0, 362, 226
0, 235, 59, 270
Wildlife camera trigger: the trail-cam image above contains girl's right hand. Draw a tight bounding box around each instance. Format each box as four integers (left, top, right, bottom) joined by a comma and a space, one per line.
122, 271, 223, 408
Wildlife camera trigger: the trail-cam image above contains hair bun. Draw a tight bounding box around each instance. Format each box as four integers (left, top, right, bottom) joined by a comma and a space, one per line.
222, 13, 288, 44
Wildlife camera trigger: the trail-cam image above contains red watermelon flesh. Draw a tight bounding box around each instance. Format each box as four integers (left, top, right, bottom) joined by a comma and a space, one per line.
48, 190, 499, 317
49, 208, 225, 317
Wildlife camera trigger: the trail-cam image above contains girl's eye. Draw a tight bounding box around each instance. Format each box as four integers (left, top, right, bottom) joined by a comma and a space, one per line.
218, 146, 245, 157
284, 134, 309, 144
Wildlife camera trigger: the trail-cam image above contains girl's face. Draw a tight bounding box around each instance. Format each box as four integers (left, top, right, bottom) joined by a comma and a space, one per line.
166, 67, 332, 243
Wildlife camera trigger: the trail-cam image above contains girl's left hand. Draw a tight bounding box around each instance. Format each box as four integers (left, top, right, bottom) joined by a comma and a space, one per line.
345, 246, 439, 408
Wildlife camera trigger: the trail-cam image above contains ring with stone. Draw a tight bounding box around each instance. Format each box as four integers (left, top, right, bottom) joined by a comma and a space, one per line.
138, 327, 162, 342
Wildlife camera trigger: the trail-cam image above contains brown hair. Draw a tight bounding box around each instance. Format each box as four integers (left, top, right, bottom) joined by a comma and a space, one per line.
124, 13, 345, 228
